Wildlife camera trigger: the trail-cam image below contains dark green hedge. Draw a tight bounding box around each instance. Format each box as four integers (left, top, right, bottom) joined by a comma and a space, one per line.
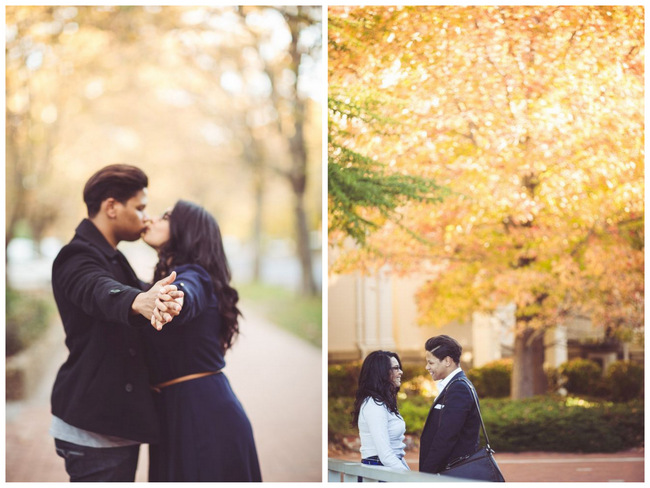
328, 363, 361, 398
328, 362, 427, 398
329, 395, 644, 453
558, 358, 602, 396
481, 397, 644, 452
605, 361, 644, 402
467, 359, 513, 398
329, 359, 644, 403
328, 396, 357, 437
6, 288, 54, 357
556, 358, 644, 401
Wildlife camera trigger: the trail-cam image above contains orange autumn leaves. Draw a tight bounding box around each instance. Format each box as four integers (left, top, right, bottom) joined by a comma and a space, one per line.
328, 6, 643, 337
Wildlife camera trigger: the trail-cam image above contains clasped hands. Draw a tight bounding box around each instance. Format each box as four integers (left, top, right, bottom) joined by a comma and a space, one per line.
152, 276, 184, 331
132, 271, 184, 331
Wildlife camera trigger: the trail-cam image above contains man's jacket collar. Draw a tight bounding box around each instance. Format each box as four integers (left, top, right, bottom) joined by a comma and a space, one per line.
75, 219, 120, 259
433, 370, 466, 405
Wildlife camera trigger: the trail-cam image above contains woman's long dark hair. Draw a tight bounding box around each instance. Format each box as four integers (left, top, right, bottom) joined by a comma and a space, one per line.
153, 200, 240, 352
351, 350, 403, 427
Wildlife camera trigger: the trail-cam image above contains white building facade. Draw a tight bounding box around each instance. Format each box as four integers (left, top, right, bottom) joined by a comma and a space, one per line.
328, 267, 638, 372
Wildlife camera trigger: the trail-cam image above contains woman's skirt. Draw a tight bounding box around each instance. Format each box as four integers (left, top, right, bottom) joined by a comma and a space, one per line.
148, 372, 262, 482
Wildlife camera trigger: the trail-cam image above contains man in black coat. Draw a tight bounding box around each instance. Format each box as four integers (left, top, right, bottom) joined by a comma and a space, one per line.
419, 335, 480, 474
49, 164, 183, 481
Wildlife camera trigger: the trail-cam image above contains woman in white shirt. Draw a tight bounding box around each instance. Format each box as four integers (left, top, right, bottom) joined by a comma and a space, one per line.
352, 351, 410, 471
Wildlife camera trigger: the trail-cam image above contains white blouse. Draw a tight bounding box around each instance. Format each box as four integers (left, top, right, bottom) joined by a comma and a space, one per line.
358, 397, 410, 471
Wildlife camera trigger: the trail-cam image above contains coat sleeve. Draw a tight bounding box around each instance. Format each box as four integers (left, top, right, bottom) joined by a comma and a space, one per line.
165, 265, 214, 326
361, 400, 409, 471
53, 244, 144, 325
419, 382, 473, 473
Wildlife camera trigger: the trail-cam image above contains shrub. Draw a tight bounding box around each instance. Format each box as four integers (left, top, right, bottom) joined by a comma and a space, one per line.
558, 358, 602, 396
6, 288, 54, 357
606, 361, 643, 401
328, 396, 357, 438
328, 362, 361, 398
482, 396, 644, 453
329, 362, 428, 399
400, 374, 436, 399
467, 359, 512, 398
398, 397, 430, 434
401, 364, 426, 384
328, 395, 644, 453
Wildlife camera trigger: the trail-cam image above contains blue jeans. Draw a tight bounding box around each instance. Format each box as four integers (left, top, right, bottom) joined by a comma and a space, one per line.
359, 456, 386, 482
54, 439, 140, 482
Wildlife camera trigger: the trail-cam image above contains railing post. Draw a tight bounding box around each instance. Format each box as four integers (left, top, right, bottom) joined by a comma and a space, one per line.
328, 470, 341, 482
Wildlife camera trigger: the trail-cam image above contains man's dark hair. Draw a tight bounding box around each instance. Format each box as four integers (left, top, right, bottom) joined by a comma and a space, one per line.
83, 164, 148, 217
425, 335, 462, 364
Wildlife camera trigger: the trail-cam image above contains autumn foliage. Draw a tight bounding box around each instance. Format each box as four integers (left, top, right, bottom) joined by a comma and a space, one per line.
328, 6, 644, 398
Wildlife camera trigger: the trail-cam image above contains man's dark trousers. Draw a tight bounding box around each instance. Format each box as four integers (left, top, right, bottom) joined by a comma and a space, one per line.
54, 439, 139, 482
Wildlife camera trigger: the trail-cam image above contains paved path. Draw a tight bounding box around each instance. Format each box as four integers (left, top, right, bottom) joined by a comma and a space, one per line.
6, 306, 322, 482
329, 447, 644, 482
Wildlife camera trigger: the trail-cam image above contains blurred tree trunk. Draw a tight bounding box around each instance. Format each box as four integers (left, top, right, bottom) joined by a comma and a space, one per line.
6, 119, 24, 248
252, 172, 264, 282
284, 9, 317, 296
242, 132, 266, 282
512, 326, 547, 399
258, 7, 318, 295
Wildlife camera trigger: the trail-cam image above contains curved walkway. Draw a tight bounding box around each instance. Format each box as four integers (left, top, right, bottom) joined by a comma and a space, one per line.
6, 306, 322, 482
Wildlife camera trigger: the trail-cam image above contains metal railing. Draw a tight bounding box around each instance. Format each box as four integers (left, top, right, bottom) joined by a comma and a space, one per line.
328, 458, 477, 482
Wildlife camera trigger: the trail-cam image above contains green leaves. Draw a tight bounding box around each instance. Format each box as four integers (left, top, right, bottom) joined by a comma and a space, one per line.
328, 143, 447, 245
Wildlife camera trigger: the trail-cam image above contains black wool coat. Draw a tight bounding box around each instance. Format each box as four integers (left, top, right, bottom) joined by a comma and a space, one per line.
419, 371, 481, 474
50, 219, 159, 443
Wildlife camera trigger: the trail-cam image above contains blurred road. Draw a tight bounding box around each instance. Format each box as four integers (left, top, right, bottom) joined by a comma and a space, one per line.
6, 306, 322, 482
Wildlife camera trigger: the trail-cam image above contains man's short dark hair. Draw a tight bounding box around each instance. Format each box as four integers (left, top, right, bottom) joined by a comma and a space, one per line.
83, 164, 148, 218
425, 335, 462, 364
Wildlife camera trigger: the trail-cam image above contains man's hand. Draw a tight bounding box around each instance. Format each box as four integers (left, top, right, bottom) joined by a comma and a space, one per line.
131, 272, 184, 329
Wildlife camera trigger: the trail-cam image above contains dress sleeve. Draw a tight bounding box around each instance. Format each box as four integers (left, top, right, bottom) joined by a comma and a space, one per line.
54, 244, 143, 325
167, 264, 214, 326
361, 400, 409, 471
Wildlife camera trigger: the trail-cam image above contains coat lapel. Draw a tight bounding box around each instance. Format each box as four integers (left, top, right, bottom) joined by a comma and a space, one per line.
434, 371, 464, 404
426, 371, 466, 423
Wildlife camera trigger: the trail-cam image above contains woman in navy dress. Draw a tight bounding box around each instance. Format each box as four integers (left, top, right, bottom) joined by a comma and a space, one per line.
142, 200, 261, 482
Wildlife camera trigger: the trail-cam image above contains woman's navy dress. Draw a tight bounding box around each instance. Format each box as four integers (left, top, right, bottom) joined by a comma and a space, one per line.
142, 264, 261, 482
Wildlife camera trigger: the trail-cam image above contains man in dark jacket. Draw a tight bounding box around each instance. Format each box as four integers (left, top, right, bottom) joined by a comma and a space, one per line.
419, 335, 480, 474
49, 164, 183, 481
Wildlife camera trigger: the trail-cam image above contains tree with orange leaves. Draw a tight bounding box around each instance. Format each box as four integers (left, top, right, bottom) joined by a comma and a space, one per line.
328, 6, 643, 399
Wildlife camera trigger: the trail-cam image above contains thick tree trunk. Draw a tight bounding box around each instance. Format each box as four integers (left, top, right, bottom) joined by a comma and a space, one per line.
511, 325, 547, 399
293, 182, 317, 296
286, 10, 316, 297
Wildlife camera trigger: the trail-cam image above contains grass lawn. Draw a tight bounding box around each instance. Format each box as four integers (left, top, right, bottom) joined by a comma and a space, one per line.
237, 281, 322, 349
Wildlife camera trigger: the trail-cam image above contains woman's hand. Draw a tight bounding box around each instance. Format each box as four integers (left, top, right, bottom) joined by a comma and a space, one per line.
151, 284, 184, 330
